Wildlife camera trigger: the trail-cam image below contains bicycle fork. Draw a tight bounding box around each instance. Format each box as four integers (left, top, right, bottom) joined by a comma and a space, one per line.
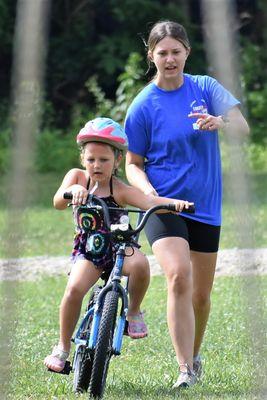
88, 246, 128, 355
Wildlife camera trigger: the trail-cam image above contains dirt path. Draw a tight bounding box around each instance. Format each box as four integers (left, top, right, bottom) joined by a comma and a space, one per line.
0, 248, 266, 281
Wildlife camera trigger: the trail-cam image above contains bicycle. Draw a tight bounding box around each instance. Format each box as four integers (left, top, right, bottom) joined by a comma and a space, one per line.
54, 192, 194, 399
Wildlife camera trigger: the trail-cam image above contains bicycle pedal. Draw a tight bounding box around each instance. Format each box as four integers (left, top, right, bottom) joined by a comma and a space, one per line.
48, 360, 72, 375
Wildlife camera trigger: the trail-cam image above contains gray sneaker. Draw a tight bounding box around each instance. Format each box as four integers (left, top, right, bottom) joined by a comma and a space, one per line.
193, 355, 202, 379
172, 364, 197, 388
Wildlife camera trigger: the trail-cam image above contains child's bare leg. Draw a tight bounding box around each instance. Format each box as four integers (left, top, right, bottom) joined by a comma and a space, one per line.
59, 259, 102, 352
44, 259, 102, 371
122, 248, 150, 315
122, 248, 150, 339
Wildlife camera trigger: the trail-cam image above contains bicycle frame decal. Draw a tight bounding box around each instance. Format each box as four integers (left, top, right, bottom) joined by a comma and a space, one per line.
112, 248, 125, 280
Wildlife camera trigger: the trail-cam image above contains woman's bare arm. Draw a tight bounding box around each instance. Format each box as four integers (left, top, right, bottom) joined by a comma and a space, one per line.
115, 179, 193, 213
125, 151, 158, 196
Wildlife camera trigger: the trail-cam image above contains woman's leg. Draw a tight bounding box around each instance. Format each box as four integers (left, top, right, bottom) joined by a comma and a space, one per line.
152, 237, 195, 371
58, 259, 102, 352
122, 248, 150, 315
191, 251, 217, 357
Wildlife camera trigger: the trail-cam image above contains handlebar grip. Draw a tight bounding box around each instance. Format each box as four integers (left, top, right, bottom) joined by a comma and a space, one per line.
184, 204, 195, 214
63, 192, 73, 200
167, 204, 176, 211
167, 204, 195, 213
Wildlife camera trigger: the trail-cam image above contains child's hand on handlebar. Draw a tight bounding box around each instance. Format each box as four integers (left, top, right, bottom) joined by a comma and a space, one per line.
174, 200, 194, 213
69, 186, 89, 205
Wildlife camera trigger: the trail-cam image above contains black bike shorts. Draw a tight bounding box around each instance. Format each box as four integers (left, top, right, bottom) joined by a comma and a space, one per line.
144, 213, 221, 253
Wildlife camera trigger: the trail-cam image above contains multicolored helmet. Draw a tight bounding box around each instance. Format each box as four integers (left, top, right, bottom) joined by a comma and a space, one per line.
76, 117, 128, 152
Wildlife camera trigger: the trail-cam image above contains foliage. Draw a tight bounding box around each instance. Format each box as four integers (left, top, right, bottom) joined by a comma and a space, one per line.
32, 53, 143, 177
43, 0, 188, 127
0, 0, 266, 176
35, 128, 79, 173
0, 0, 16, 103
86, 52, 144, 124
0, 52, 144, 175
1, 49, 267, 177
245, 142, 267, 171
35, 52, 144, 175
111, 52, 146, 122
2, 275, 266, 399
0, 126, 11, 173
220, 139, 267, 174
241, 42, 267, 144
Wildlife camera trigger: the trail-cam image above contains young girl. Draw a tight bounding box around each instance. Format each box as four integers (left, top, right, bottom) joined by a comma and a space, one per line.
44, 117, 193, 372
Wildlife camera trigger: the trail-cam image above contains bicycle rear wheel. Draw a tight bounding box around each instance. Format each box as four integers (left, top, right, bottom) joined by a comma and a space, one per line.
89, 290, 119, 398
73, 346, 93, 393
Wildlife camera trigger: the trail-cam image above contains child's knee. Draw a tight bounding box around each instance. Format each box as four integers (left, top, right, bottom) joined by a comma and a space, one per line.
123, 252, 150, 278
64, 284, 85, 302
133, 255, 150, 278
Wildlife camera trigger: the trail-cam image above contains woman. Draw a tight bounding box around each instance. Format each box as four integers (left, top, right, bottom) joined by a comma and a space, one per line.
124, 20, 249, 388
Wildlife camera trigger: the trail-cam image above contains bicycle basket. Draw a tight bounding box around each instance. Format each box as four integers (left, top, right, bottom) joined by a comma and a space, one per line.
76, 206, 104, 233
85, 232, 110, 257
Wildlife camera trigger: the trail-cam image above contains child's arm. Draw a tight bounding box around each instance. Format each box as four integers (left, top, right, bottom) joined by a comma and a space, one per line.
115, 180, 193, 212
53, 168, 88, 210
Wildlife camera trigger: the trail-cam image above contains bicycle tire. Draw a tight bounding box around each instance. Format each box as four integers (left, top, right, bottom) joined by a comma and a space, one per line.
89, 290, 119, 398
73, 286, 101, 393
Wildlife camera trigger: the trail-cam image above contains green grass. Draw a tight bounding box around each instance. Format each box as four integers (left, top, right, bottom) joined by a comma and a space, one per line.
1, 275, 266, 399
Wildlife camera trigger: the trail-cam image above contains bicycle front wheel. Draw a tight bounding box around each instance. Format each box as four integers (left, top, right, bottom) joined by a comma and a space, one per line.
89, 290, 119, 398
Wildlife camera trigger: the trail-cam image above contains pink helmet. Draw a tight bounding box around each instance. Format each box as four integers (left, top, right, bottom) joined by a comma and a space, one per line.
76, 117, 128, 152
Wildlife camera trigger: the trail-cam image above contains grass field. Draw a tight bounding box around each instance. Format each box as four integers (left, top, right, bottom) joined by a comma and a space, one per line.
0, 172, 266, 399
1, 275, 266, 399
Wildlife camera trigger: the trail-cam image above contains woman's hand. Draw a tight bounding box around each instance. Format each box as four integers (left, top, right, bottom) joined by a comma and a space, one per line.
174, 200, 194, 213
188, 113, 225, 131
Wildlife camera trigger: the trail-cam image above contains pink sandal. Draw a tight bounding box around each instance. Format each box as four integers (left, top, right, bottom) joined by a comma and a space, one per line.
127, 312, 148, 339
44, 345, 69, 372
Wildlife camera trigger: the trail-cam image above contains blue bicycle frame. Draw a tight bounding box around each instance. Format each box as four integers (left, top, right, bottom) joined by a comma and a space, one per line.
73, 242, 129, 358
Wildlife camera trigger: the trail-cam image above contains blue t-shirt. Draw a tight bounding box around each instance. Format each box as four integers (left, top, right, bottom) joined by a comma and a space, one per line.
125, 74, 240, 225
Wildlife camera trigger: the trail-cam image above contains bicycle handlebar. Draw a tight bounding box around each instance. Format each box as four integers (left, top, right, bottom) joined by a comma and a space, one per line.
126, 203, 194, 237
63, 192, 195, 239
